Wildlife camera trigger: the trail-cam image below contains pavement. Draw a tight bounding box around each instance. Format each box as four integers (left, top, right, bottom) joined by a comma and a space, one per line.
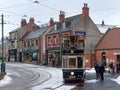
72, 73, 120, 90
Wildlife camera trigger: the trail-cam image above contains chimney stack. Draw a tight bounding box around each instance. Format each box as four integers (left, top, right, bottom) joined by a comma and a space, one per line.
29, 17, 34, 23
50, 18, 54, 27
21, 19, 27, 27
82, 3, 89, 16
59, 11, 65, 22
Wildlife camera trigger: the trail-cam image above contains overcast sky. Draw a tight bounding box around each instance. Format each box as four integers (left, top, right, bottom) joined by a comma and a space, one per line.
0, 0, 120, 38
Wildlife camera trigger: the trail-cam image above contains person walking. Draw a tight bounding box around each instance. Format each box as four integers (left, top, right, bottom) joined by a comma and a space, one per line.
116, 61, 120, 74
95, 62, 100, 79
109, 61, 114, 74
99, 63, 105, 81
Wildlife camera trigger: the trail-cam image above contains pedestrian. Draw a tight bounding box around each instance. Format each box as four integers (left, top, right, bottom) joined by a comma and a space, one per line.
99, 63, 105, 81
95, 62, 100, 79
52, 59, 55, 67
109, 61, 114, 74
103, 60, 106, 67
116, 61, 120, 74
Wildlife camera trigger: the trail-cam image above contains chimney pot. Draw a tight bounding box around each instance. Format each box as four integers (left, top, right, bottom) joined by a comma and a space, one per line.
82, 3, 89, 16
50, 18, 54, 27
59, 11, 65, 22
21, 19, 27, 27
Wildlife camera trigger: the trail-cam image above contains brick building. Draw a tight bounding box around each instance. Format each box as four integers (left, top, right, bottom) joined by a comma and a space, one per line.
9, 17, 39, 62
46, 3, 102, 67
96, 28, 120, 69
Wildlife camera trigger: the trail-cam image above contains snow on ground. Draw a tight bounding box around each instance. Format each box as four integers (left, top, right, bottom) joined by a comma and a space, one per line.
84, 68, 99, 83
32, 67, 75, 90
0, 73, 12, 87
110, 76, 120, 85
2, 63, 120, 89
85, 79, 99, 83
85, 68, 96, 74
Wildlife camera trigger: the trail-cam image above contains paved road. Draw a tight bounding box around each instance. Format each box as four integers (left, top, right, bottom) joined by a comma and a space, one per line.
72, 73, 120, 90
0, 62, 51, 90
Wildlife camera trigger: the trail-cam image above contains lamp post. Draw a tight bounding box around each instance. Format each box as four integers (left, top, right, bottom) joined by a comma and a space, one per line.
59, 22, 62, 67
90, 42, 93, 69
1, 14, 5, 73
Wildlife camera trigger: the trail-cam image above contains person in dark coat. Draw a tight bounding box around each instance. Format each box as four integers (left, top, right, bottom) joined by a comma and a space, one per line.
99, 63, 105, 81
109, 61, 114, 74
95, 62, 100, 79
116, 61, 120, 74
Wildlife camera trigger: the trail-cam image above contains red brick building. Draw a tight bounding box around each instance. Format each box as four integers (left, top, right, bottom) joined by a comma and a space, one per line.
46, 3, 102, 67
96, 28, 120, 69
9, 17, 39, 62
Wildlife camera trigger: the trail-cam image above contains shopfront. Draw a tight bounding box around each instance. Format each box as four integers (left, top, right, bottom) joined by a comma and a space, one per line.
23, 49, 39, 62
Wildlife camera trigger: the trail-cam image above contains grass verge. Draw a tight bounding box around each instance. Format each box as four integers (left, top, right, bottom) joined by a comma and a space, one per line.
0, 73, 6, 80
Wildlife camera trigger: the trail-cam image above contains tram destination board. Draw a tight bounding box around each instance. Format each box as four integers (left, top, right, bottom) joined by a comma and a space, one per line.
62, 50, 84, 55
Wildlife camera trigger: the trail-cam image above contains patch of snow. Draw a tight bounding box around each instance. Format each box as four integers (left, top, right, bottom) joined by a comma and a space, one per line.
85, 68, 96, 74
32, 67, 76, 90
85, 79, 99, 83
0, 73, 12, 87
110, 76, 120, 84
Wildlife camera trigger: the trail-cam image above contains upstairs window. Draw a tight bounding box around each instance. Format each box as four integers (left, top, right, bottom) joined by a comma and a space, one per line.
27, 41, 30, 47
35, 40, 38, 46
53, 36, 57, 45
31, 40, 34, 46
48, 37, 51, 46
24, 42, 26, 47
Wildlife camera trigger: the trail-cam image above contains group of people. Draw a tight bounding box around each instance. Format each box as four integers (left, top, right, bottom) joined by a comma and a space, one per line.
109, 61, 120, 74
95, 62, 105, 81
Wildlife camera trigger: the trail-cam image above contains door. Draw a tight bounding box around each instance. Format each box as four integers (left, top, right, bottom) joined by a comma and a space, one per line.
77, 57, 83, 68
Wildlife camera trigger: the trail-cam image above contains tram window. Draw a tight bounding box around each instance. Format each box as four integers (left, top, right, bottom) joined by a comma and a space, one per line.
63, 58, 68, 68
69, 58, 76, 68
78, 57, 83, 68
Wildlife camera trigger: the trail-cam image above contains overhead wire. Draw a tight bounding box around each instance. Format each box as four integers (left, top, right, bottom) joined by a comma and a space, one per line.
28, 0, 59, 12
0, 3, 33, 10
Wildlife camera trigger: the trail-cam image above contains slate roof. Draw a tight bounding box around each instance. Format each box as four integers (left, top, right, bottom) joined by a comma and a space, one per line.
9, 25, 26, 33
96, 28, 120, 49
96, 24, 116, 33
24, 27, 48, 40
48, 14, 83, 34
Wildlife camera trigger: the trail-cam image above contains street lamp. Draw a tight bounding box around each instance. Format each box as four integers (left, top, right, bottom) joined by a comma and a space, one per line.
59, 22, 63, 67
90, 42, 93, 69
1, 14, 5, 73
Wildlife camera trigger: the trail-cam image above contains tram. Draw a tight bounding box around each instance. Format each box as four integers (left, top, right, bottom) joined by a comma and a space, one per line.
62, 31, 86, 83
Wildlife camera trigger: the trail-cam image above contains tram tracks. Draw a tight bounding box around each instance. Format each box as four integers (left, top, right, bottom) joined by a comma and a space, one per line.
4, 63, 75, 90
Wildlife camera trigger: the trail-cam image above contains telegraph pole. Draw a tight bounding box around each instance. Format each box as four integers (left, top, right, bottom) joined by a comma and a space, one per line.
1, 14, 5, 73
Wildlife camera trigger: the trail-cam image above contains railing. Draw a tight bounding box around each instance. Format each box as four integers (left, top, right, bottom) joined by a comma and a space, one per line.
62, 43, 84, 49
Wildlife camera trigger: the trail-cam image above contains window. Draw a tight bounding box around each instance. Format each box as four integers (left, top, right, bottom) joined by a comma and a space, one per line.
101, 52, 106, 63
64, 40, 69, 48
24, 42, 26, 47
31, 40, 34, 46
35, 40, 38, 46
27, 41, 30, 47
53, 36, 57, 45
77, 40, 84, 48
48, 37, 51, 46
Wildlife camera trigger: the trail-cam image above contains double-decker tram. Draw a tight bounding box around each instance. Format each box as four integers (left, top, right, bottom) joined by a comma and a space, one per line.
62, 31, 86, 84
